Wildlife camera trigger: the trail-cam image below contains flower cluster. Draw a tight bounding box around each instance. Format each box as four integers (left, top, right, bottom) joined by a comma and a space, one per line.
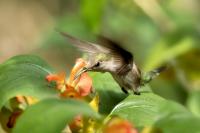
46, 58, 93, 99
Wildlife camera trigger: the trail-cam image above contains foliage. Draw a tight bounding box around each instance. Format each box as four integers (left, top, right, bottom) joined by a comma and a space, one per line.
13, 99, 99, 133
0, 55, 57, 109
1, 0, 200, 132
0, 55, 200, 133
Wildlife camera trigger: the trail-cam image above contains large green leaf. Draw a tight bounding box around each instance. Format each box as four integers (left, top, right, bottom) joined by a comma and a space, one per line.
154, 113, 200, 133
13, 99, 100, 133
0, 55, 57, 109
186, 91, 200, 117
110, 93, 189, 127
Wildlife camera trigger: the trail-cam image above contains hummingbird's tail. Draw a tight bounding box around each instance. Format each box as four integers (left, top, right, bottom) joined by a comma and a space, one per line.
141, 66, 167, 85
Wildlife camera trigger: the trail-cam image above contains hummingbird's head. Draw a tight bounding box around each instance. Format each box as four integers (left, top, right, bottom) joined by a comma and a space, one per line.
75, 57, 119, 80
74, 60, 105, 80
74, 54, 119, 80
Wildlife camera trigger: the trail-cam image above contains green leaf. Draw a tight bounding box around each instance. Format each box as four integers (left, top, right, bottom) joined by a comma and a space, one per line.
144, 37, 195, 71
110, 93, 189, 127
0, 55, 57, 109
186, 91, 200, 117
13, 99, 100, 133
154, 113, 200, 133
90, 72, 127, 114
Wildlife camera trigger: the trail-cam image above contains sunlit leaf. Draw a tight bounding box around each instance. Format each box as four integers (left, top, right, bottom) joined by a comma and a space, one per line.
154, 113, 200, 133
0, 55, 57, 109
13, 99, 100, 133
144, 37, 195, 71
110, 93, 189, 127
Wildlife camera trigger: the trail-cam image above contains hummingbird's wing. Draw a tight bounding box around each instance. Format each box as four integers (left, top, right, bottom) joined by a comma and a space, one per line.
59, 32, 109, 54
59, 32, 133, 74
97, 36, 133, 75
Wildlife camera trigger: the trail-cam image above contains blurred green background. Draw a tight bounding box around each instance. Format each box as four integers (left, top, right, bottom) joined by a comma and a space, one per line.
0, 0, 200, 122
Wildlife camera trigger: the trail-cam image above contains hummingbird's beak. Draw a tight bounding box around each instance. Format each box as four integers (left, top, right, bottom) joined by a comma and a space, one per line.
74, 67, 89, 80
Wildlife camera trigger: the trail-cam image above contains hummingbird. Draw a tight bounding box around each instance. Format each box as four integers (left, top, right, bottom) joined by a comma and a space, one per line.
60, 32, 166, 95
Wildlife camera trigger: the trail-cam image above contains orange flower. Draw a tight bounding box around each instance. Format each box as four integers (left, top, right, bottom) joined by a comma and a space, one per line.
69, 115, 83, 132
46, 58, 93, 99
103, 117, 138, 133
76, 72, 93, 97
60, 84, 81, 99
46, 58, 98, 132
68, 58, 87, 85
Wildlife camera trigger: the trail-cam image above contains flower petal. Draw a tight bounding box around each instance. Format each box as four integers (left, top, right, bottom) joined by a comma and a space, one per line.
89, 94, 99, 112
68, 58, 87, 85
77, 73, 93, 97
16, 95, 26, 104
103, 117, 138, 133
69, 115, 83, 132
60, 85, 81, 99
46, 72, 65, 83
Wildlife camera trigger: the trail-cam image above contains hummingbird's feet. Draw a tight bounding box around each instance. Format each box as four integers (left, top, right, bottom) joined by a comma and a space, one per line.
134, 91, 141, 95
121, 87, 128, 94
